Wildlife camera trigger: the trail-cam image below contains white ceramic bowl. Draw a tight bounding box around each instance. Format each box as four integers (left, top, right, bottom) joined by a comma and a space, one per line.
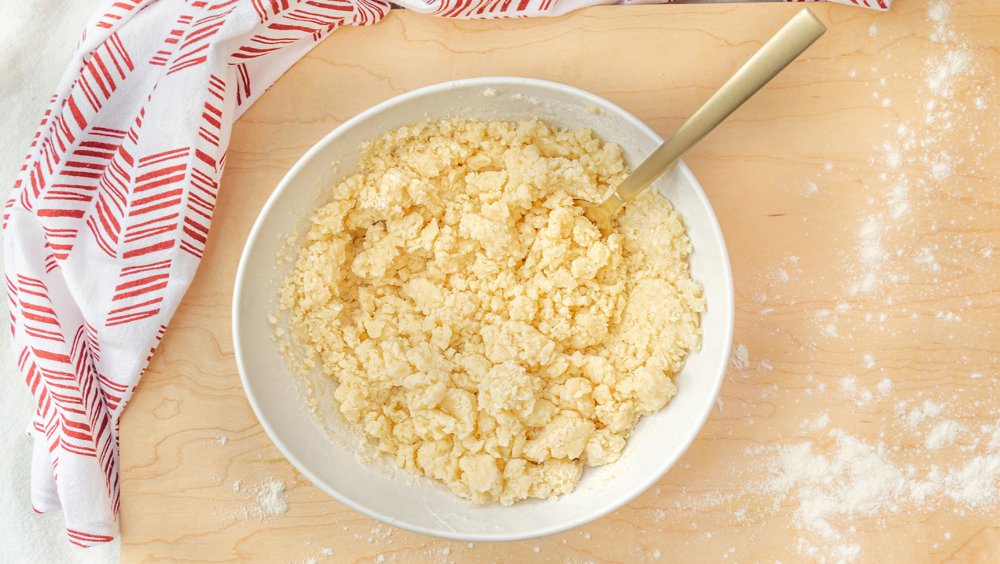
233, 77, 733, 541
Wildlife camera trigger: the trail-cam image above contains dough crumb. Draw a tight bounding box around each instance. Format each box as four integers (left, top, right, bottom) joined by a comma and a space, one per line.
279, 119, 702, 504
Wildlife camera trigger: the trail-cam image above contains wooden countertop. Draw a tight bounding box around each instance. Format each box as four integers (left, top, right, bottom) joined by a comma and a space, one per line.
121, 1, 1000, 561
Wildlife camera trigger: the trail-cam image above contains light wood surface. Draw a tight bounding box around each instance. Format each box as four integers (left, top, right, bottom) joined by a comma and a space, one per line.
121, 1, 1000, 561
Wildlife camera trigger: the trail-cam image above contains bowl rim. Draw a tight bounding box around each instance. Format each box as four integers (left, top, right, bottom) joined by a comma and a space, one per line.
232, 75, 734, 542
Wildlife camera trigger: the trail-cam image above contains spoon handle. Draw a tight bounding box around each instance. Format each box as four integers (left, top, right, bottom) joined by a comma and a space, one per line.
611, 9, 826, 206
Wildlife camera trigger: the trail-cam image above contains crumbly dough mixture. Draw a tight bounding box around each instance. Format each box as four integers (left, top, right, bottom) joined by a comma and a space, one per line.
279, 119, 703, 504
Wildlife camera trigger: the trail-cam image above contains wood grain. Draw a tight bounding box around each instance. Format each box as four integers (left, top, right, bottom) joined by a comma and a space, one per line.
121, 1, 1000, 561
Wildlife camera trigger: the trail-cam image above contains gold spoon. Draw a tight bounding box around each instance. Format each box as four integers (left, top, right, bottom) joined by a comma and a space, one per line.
579, 9, 827, 232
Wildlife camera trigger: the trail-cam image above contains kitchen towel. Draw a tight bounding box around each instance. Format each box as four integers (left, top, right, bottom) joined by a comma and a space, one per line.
3, 0, 890, 548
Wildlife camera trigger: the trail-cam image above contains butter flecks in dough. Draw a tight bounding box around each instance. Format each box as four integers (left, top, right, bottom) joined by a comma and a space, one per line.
279, 119, 703, 505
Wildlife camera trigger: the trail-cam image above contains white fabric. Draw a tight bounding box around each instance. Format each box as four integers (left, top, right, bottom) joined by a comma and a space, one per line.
1, 2, 120, 559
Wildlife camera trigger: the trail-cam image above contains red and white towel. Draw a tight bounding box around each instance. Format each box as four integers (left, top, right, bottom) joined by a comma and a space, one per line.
3, 0, 890, 548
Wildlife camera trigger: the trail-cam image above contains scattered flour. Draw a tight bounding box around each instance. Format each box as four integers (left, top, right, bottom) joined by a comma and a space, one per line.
928, 1, 949, 23
859, 217, 885, 268
927, 1, 956, 43
914, 247, 939, 270
802, 412, 830, 432
925, 420, 961, 450
758, 419, 1000, 562
839, 377, 858, 395
926, 50, 971, 97
256, 479, 289, 517
906, 401, 944, 428
215, 435, 228, 447
766, 430, 904, 550
237, 478, 289, 520
930, 158, 952, 180
876, 378, 892, 395
945, 456, 1000, 507
889, 183, 909, 219
304, 547, 335, 563
862, 354, 875, 369
730, 344, 750, 371
850, 216, 886, 295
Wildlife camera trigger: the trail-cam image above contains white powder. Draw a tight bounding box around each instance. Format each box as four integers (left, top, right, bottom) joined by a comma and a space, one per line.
945, 456, 1000, 507
366, 524, 394, 544
851, 216, 887, 295
889, 182, 909, 219
974, 97, 987, 110
930, 158, 952, 180
926, 50, 971, 97
914, 247, 941, 272
862, 354, 875, 369
804, 181, 819, 196
877, 378, 892, 395
823, 324, 838, 338
215, 435, 228, 446
927, 1, 955, 43
758, 423, 1000, 561
839, 376, 858, 394
802, 412, 830, 432
868, 23, 878, 37
858, 389, 873, 405
237, 478, 289, 520
925, 420, 961, 450
859, 217, 885, 267
481, 88, 498, 97
305, 547, 335, 563
881, 142, 902, 169
730, 344, 750, 371
767, 431, 904, 547
907, 400, 944, 428
256, 479, 289, 517
928, 1, 949, 22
